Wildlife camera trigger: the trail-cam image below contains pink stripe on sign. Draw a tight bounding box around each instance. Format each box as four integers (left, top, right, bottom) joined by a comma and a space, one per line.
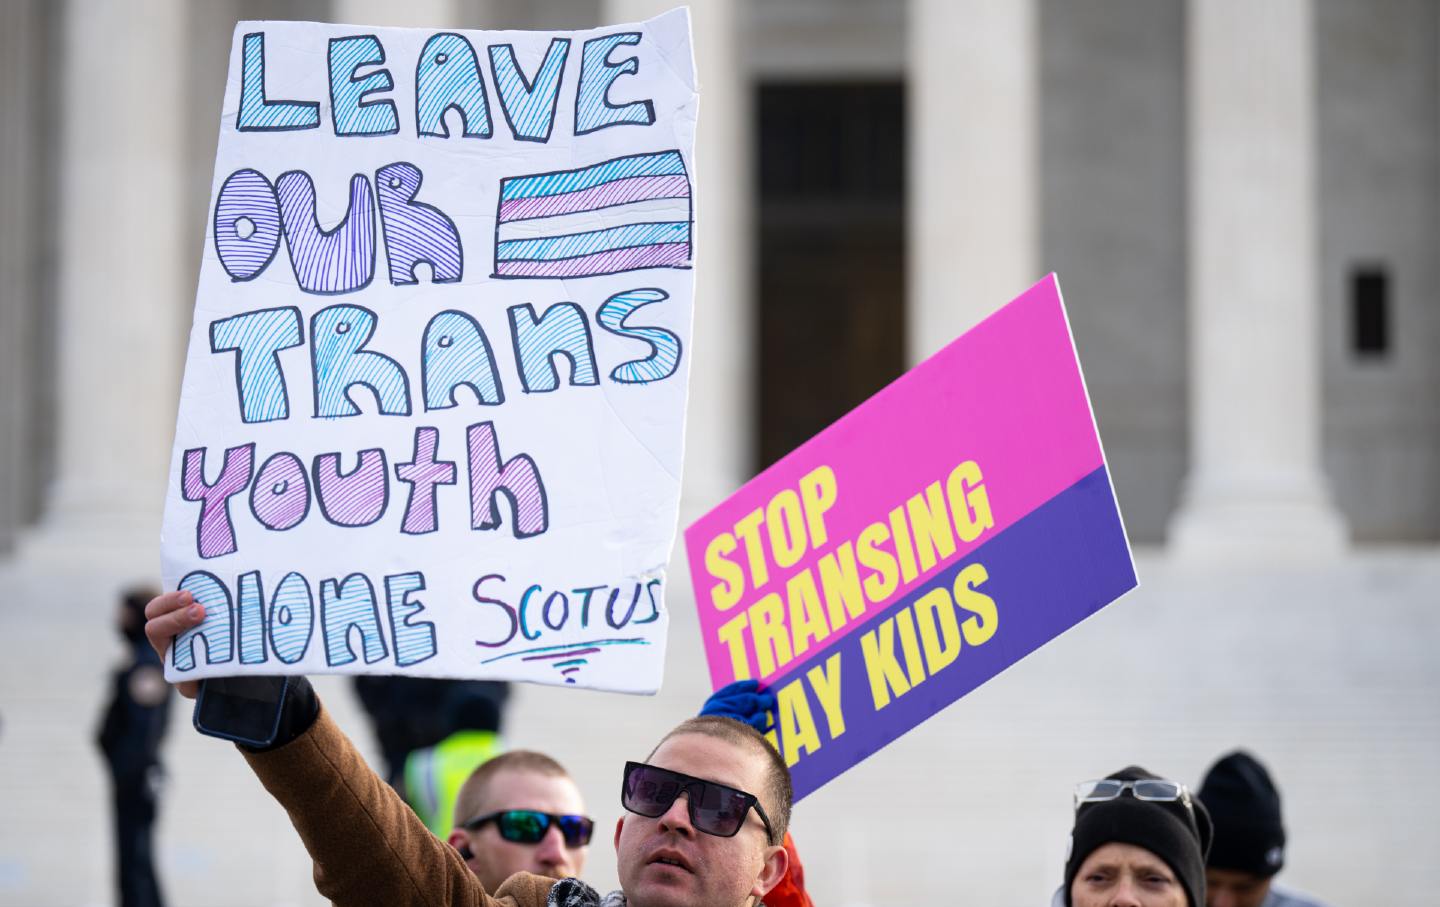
499, 175, 691, 222
495, 242, 690, 278
684, 275, 1111, 688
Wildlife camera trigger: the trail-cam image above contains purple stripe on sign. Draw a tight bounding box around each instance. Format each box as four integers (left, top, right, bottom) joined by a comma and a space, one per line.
523, 647, 603, 662
498, 175, 691, 222
495, 242, 689, 279
770, 464, 1135, 802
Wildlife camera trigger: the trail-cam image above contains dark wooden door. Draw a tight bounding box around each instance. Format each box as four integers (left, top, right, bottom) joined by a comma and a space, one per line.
756, 82, 907, 469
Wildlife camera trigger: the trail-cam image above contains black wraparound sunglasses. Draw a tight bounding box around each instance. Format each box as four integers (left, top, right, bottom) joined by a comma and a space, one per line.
461, 809, 595, 847
621, 761, 776, 845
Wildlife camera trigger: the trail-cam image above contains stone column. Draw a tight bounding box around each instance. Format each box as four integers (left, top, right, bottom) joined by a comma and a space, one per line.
604, 0, 754, 513
331, 0, 466, 27
1169, 0, 1346, 558
24, 0, 192, 569
0, 1, 44, 554
907, 0, 1039, 363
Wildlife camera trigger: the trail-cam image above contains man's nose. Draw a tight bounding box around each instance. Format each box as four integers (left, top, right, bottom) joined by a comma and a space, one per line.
534, 825, 568, 866
657, 790, 695, 836
1208, 891, 1235, 907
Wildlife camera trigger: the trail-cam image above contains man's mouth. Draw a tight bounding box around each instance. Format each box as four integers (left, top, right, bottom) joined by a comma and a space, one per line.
646, 849, 694, 873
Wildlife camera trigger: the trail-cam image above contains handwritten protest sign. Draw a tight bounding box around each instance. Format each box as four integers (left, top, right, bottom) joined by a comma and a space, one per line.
685, 275, 1137, 798
160, 11, 696, 694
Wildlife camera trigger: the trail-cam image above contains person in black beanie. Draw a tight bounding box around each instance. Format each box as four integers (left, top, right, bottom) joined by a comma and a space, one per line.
1197, 751, 1332, 907
1059, 766, 1213, 907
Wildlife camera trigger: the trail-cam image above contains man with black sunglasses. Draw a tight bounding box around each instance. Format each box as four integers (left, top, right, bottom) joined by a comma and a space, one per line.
613, 715, 791, 907
144, 589, 795, 907
447, 750, 593, 892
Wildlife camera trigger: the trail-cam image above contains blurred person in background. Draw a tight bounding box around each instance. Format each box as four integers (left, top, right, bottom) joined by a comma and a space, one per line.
402, 687, 506, 836
1058, 766, 1213, 907
447, 750, 592, 891
352, 674, 509, 792
1198, 751, 1333, 907
96, 586, 173, 907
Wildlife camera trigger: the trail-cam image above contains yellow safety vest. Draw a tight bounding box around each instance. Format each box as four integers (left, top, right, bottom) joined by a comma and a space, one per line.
403, 729, 504, 836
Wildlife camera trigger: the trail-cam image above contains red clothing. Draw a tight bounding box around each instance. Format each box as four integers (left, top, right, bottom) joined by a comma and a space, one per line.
766, 832, 814, 907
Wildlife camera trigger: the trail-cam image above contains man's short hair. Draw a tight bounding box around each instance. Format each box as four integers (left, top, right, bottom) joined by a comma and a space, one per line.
651, 716, 792, 843
452, 750, 571, 828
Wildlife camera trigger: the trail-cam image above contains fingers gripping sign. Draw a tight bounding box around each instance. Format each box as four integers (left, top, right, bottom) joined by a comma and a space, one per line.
143, 590, 206, 699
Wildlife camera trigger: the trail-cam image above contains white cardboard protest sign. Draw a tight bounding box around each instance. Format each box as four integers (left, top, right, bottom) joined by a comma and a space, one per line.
160, 10, 696, 694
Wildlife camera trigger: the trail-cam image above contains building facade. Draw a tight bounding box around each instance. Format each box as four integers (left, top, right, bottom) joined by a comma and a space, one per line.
3, 0, 1436, 564
2, 0, 1440, 564
0, 3, 1437, 904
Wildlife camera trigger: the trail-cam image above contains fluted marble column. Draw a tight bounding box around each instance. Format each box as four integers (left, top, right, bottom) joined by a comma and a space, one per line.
1169, 0, 1346, 558
25, 0, 191, 568
604, 0, 754, 513
331, 0, 467, 27
0, 1, 44, 554
907, 0, 1039, 363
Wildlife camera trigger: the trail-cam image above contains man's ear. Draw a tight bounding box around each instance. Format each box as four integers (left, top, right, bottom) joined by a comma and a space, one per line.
614, 816, 626, 853
447, 829, 473, 861
749, 842, 790, 900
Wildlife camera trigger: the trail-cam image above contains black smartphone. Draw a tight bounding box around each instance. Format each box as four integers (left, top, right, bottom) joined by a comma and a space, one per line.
193, 675, 290, 747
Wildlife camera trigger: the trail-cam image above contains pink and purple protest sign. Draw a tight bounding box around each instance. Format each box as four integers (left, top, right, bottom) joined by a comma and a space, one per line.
684, 274, 1137, 800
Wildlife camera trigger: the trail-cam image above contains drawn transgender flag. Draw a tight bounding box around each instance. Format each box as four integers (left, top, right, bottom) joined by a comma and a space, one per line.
493, 150, 693, 279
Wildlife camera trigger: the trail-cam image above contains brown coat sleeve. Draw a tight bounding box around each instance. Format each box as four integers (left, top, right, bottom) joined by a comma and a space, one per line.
241, 702, 555, 907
